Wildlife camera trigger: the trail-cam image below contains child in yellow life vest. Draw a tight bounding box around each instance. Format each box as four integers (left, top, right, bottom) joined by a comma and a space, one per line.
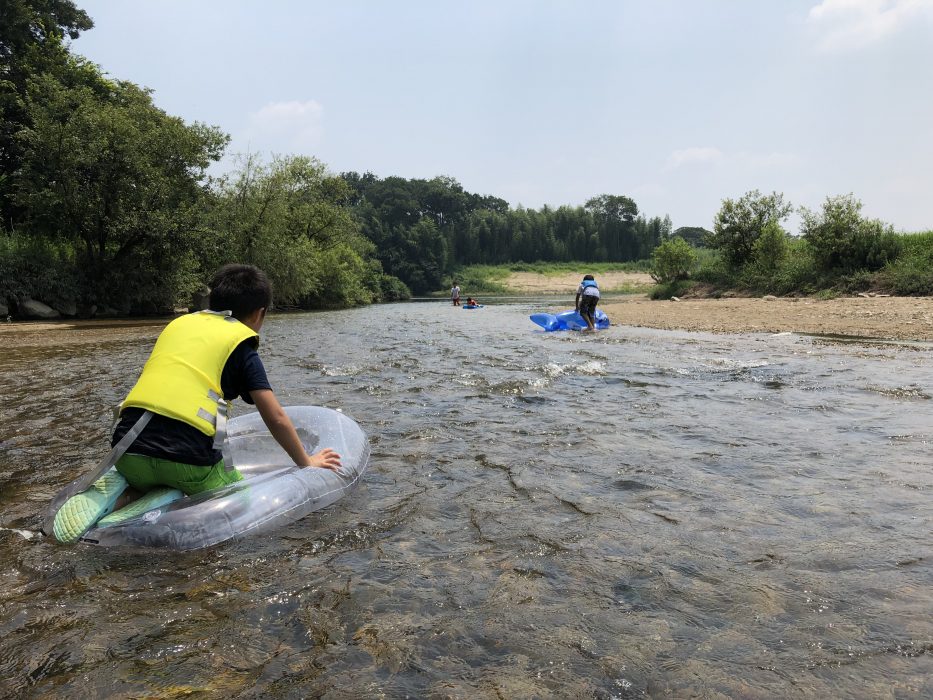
111, 264, 340, 495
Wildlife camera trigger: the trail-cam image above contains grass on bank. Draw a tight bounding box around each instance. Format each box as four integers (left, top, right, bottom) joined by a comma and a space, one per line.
435, 261, 653, 297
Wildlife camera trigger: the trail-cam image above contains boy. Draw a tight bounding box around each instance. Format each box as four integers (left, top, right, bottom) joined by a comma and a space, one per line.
451, 281, 461, 306
574, 274, 600, 331
111, 264, 340, 496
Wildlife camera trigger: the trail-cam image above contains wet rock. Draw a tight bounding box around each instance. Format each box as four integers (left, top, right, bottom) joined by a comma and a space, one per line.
132, 299, 174, 315
53, 300, 77, 317
95, 305, 121, 318
191, 285, 210, 311
19, 298, 60, 319
763, 295, 777, 301
74, 303, 96, 318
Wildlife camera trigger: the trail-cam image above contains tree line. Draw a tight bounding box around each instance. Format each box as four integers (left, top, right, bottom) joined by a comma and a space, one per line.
649, 190, 933, 298
341, 173, 674, 294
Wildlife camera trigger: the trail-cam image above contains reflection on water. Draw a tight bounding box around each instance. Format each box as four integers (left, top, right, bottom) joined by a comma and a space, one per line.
1, 303, 930, 697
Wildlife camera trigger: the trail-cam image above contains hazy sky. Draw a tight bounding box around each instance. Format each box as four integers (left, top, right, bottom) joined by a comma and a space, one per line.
72, 0, 933, 232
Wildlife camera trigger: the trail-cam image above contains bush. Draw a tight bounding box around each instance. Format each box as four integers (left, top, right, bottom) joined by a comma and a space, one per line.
649, 279, 695, 299
298, 245, 380, 309
801, 194, 902, 273
692, 249, 733, 287
765, 239, 821, 295
708, 190, 792, 268
379, 274, 411, 301
878, 230, 933, 295
752, 221, 789, 273
836, 269, 874, 293
0, 233, 80, 306
650, 237, 697, 283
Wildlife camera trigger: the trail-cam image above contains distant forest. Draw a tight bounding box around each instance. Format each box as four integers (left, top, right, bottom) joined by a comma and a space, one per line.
340, 173, 677, 294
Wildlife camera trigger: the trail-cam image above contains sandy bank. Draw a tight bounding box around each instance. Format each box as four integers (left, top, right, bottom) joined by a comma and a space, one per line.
595, 296, 933, 342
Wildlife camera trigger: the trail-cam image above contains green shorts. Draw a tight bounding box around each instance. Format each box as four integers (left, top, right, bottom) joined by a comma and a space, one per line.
115, 453, 243, 495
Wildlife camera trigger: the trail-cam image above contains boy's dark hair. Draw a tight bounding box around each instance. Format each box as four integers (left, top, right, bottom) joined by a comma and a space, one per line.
583, 274, 595, 281
209, 264, 273, 320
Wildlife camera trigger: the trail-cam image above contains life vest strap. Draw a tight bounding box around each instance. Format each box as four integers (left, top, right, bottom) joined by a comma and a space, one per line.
210, 391, 234, 471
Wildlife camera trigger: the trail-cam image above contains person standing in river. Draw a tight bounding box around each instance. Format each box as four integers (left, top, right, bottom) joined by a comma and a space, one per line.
575, 274, 600, 331
451, 281, 461, 306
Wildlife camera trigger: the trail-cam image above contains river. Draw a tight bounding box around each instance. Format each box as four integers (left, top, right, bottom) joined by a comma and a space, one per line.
0, 301, 930, 698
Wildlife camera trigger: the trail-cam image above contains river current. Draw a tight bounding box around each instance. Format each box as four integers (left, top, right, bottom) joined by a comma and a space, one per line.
0, 301, 930, 698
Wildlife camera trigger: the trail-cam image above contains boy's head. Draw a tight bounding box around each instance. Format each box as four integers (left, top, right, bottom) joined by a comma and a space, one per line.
209, 264, 273, 320
583, 274, 595, 281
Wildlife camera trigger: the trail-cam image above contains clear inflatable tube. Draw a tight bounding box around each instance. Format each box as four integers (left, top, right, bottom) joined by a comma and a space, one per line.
530, 308, 610, 331
78, 406, 370, 550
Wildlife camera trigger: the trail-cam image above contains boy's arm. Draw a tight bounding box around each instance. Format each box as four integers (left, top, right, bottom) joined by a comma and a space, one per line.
575, 291, 581, 311
249, 389, 341, 470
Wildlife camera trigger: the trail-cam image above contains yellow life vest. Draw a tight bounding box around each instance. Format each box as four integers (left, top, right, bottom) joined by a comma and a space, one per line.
121, 311, 258, 436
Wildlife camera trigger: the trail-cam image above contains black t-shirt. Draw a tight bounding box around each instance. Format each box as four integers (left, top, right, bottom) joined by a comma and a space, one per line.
111, 339, 272, 466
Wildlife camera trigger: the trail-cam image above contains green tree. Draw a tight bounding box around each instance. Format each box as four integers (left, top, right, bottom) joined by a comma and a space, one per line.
709, 190, 792, 268
650, 237, 697, 283
752, 220, 789, 273
13, 68, 227, 307
800, 194, 901, 273
1, 0, 93, 229
673, 226, 712, 247
206, 154, 366, 304
585, 194, 639, 261
584, 194, 639, 223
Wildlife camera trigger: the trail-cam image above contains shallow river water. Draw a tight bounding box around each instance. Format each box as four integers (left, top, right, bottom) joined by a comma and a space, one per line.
0, 301, 930, 698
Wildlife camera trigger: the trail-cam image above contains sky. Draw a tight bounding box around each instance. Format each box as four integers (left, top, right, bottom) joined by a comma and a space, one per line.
72, 0, 933, 233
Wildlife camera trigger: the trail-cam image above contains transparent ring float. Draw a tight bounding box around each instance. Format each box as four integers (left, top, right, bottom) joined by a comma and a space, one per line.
47, 406, 370, 550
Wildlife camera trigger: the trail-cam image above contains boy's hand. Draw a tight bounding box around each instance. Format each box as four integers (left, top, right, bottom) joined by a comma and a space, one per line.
307, 447, 341, 471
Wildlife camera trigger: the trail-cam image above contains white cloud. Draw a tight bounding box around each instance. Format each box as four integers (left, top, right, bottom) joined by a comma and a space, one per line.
247, 99, 324, 149
665, 146, 723, 170
807, 0, 933, 52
